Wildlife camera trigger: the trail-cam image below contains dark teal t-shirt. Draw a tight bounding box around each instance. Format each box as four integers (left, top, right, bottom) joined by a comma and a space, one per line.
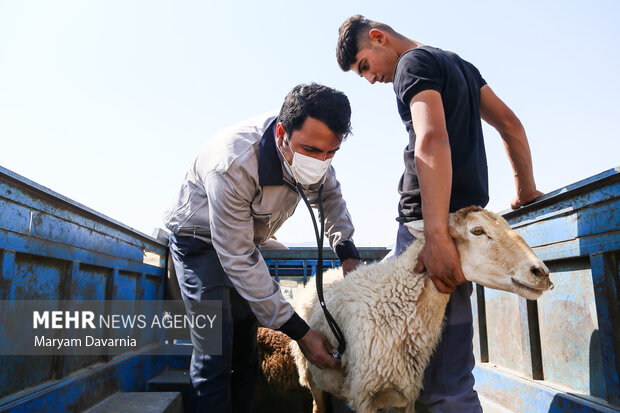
393, 46, 489, 221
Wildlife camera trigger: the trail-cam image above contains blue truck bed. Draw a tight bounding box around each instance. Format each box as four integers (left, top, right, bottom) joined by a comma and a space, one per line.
0, 164, 618, 412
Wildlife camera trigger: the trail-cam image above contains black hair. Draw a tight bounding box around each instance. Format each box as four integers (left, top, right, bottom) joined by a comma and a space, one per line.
336, 14, 395, 71
278, 83, 352, 140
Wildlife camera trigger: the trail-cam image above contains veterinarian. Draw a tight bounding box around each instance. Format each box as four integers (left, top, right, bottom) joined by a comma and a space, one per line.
163, 83, 361, 413
336, 16, 543, 412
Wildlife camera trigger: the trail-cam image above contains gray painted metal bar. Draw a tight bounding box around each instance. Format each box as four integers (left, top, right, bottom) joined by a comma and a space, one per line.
261, 247, 390, 280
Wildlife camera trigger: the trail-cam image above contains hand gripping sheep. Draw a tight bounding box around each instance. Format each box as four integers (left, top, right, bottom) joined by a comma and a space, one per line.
289, 206, 553, 413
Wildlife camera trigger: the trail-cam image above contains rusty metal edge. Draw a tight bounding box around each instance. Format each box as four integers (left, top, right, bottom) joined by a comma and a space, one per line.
0, 165, 166, 247
500, 166, 620, 220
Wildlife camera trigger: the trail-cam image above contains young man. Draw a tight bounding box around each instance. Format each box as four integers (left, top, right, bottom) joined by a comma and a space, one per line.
163, 83, 361, 413
337, 15, 543, 412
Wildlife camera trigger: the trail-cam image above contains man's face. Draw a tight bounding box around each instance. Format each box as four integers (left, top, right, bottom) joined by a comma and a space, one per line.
350, 43, 399, 84
276, 117, 341, 165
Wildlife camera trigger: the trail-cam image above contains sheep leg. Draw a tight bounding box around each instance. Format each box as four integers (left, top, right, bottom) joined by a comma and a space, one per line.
308, 378, 326, 413
394, 404, 415, 413
351, 399, 377, 413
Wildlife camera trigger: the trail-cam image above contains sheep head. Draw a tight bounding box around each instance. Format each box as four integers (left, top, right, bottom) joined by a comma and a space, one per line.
406, 206, 552, 300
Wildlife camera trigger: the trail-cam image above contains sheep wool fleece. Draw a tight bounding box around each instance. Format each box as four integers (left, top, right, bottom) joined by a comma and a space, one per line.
396, 224, 482, 412
290, 240, 451, 412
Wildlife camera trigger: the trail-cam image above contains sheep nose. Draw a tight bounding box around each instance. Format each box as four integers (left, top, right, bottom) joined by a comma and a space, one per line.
531, 265, 549, 279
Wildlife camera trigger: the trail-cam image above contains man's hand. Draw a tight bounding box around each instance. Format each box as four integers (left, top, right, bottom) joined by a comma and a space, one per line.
297, 328, 341, 370
415, 232, 466, 294
341, 258, 362, 277
511, 189, 544, 210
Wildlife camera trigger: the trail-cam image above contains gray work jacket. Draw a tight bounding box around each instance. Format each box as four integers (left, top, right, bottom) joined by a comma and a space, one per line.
163, 111, 358, 332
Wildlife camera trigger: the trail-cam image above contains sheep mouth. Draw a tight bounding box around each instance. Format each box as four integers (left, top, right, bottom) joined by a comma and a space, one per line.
511, 277, 548, 293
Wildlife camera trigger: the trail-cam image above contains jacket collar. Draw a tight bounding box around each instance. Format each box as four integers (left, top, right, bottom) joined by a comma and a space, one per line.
258, 119, 296, 191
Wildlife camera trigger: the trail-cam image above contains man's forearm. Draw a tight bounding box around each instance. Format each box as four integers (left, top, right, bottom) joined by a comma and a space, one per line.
500, 123, 539, 199
479, 84, 539, 201
415, 133, 453, 236
409, 90, 465, 292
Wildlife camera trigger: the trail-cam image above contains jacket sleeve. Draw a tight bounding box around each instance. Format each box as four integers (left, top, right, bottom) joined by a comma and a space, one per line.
204, 169, 309, 337
306, 166, 360, 261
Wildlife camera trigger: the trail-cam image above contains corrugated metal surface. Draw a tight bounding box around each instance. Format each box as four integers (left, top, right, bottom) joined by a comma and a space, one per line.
0, 165, 168, 411
473, 167, 620, 412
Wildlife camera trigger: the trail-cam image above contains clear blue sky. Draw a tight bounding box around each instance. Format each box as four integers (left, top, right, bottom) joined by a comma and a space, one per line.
1, 1, 618, 246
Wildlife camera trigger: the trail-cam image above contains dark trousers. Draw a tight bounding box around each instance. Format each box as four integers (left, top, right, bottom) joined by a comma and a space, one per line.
395, 223, 482, 413
169, 233, 259, 413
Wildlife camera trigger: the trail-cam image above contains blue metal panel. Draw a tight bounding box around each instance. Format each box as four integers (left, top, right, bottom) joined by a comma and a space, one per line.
0, 355, 57, 401
0, 349, 169, 412
536, 260, 606, 396
261, 247, 390, 280
72, 264, 109, 301
0, 165, 165, 255
528, 232, 620, 262
590, 252, 620, 405
60, 262, 104, 378
0, 255, 65, 398
0, 165, 168, 407
484, 289, 526, 374
9, 253, 64, 300
264, 259, 340, 277
261, 247, 390, 261
0, 250, 15, 301
114, 272, 138, 300
504, 167, 620, 228
513, 200, 619, 249
0, 230, 163, 277
474, 364, 618, 413
474, 167, 620, 412
0, 197, 146, 263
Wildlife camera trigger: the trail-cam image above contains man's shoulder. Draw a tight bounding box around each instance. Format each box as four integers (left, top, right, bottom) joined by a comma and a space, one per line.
392, 46, 446, 100
203, 111, 278, 169
394, 46, 442, 81
212, 110, 278, 146
393, 46, 477, 90
396, 46, 454, 70
191, 111, 277, 184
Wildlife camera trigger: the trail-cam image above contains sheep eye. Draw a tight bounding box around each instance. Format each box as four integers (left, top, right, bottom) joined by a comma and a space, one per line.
470, 227, 485, 236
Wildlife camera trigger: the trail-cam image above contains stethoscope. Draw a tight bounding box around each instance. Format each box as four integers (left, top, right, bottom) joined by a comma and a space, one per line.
296, 182, 346, 360
278, 132, 346, 358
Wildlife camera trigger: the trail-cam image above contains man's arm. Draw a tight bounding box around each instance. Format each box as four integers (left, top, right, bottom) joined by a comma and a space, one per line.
205, 170, 340, 369
410, 89, 466, 293
480, 85, 543, 209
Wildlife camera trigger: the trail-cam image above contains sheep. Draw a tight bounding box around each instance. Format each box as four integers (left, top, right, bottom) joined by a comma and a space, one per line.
289, 206, 552, 413
254, 327, 313, 413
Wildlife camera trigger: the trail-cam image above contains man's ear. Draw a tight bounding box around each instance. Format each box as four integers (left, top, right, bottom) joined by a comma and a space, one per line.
369, 28, 386, 44
275, 122, 285, 145
405, 220, 425, 240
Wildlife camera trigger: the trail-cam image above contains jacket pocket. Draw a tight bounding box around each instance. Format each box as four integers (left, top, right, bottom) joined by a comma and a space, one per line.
250, 204, 272, 220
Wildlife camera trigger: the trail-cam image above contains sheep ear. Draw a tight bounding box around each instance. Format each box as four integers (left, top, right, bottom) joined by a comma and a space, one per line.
405, 220, 425, 240
447, 213, 461, 239
405, 214, 459, 240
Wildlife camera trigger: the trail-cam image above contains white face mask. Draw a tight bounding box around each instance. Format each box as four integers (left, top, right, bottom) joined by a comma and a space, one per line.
278, 134, 332, 186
